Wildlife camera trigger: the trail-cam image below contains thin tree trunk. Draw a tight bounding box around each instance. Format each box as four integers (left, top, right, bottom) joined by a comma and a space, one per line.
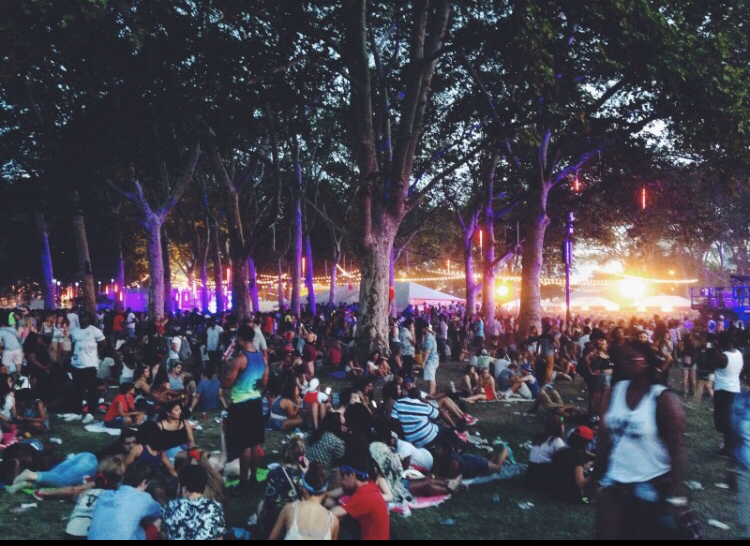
248, 256, 260, 314
481, 154, 499, 319
162, 227, 173, 314
518, 185, 551, 338
211, 220, 224, 314
277, 258, 285, 311
305, 234, 316, 316
389, 247, 397, 318
71, 191, 97, 315
199, 256, 209, 312
329, 237, 340, 307
34, 211, 56, 310
115, 224, 126, 293
465, 242, 479, 315
291, 195, 303, 317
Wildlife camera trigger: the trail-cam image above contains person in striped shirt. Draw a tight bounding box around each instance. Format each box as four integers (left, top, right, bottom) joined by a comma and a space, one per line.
390, 389, 440, 448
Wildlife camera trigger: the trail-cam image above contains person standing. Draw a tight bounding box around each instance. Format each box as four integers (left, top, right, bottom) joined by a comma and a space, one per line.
70, 311, 106, 424
0, 311, 24, 375
595, 342, 687, 539
422, 324, 440, 397
205, 318, 223, 376
731, 386, 750, 538
222, 325, 268, 494
399, 319, 416, 378
714, 331, 744, 457
437, 315, 449, 362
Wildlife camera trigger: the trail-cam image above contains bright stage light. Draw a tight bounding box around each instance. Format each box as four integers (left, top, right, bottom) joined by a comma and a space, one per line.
496, 285, 510, 297
619, 278, 646, 300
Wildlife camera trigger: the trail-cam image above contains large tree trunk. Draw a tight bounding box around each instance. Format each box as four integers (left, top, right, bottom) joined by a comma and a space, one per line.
211, 219, 224, 314
356, 230, 395, 359
248, 256, 260, 314
34, 212, 56, 310
291, 196, 303, 317
71, 191, 97, 315
115, 223, 126, 294
145, 216, 165, 319
518, 185, 551, 338
304, 234, 316, 316
225, 193, 251, 318
162, 228, 173, 314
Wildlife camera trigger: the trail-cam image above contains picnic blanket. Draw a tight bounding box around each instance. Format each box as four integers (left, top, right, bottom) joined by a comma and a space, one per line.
225, 468, 269, 488
84, 423, 121, 436
390, 495, 451, 515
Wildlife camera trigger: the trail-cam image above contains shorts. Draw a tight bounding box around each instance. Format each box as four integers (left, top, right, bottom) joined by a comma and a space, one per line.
424, 360, 439, 381
458, 454, 490, 480
600, 372, 613, 389
2, 349, 23, 374
681, 360, 696, 371
226, 398, 264, 459
104, 417, 125, 429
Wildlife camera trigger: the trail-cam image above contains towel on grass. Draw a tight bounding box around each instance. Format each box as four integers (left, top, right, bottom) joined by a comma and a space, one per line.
84, 423, 121, 436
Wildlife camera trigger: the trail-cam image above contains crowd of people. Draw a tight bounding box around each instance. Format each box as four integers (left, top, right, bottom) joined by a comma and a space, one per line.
0, 301, 747, 539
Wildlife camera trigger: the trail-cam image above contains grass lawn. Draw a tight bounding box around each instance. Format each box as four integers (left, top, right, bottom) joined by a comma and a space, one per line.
0, 360, 740, 540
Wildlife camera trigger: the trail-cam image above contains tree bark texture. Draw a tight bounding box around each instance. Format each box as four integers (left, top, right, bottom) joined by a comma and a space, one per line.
248, 256, 260, 314
518, 185, 551, 338
291, 195, 303, 317
145, 216, 165, 319
162, 228, 173, 314
71, 191, 98, 315
34, 212, 56, 310
211, 219, 224, 314
304, 234, 316, 316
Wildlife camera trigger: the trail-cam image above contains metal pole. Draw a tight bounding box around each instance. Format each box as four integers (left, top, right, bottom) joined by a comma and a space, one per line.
566, 212, 574, 327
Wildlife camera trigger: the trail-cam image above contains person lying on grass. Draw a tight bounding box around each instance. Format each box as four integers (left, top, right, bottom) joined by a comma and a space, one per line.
432, 433, 510, 485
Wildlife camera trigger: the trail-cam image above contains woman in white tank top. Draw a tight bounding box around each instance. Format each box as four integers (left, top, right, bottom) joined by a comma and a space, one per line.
268, 463, 339, 541
713, 332, 745, 456
595, 341, 687, 539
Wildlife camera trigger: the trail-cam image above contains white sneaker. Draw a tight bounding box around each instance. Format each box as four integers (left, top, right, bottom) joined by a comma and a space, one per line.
82, 414, 95, 425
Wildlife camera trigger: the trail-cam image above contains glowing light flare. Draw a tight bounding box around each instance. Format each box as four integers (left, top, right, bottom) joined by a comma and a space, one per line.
496, 285, 510, 297
641, 187, 647, 210
619, 278, 647, 300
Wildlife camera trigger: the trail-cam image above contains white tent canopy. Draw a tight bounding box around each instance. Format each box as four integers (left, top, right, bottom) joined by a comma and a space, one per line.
315, 282, 464, 311
639, 294, 692, 309
569, 296, 620, 311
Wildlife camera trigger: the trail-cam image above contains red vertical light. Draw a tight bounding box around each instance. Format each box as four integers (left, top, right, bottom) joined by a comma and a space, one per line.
641, 187, 647, 210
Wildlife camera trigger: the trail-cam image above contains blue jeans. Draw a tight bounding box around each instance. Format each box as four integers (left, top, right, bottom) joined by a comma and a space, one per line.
736, 466, 750, 538
37, 453, 98, 487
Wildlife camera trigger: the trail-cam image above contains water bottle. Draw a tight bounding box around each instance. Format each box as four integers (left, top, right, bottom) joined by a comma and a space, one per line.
450, 381, 456, 393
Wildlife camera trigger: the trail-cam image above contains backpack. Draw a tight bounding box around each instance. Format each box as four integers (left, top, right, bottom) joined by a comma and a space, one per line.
178, 336, 193, 361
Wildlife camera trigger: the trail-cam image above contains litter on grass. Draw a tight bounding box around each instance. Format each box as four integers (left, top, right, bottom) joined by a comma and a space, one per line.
684, 481, 704, 491
707, 520, 731, 531
440, 519, 456, 526
517, 502, 535, 510
714, 483, 730, 490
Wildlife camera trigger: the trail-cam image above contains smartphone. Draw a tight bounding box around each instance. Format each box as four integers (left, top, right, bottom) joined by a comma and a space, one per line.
372, 401, 378, 409
325, 387, 332, 396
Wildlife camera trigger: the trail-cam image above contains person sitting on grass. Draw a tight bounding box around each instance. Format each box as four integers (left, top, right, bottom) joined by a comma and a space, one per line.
190, 367, 225, 414
162, 465, 227, 541
14, 388, 49, 435
124, 421, 177, 478
65, 456, 126, 539
103, 382, 145, 430
301, 378, 330, 430
550, 426, 595, 504
268, 381, 305, 432
402, 377, 478, 428
269, 462, 339, 540
257, 437, 308, 539
526, 416, 567, 491
331, 463, 390, 541
463, 367, 498, 403
433, 433, 510, 484
500, 363, 538, 400
344, 356, 364, 379
528, 362, 583, 419
155, 400, 196, 461
461, 364, 480, 397
87, 462, 163, 541
307, 412, 347, 471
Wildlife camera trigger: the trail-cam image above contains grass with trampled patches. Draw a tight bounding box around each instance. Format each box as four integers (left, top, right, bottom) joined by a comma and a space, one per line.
0, 362, 740, 540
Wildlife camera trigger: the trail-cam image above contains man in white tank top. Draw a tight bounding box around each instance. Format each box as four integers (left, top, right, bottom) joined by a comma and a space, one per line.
714, 332, 744, 457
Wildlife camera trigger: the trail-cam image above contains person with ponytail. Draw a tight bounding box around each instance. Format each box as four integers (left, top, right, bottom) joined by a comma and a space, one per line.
65, 456, 126, 539
268, 462, 339, 540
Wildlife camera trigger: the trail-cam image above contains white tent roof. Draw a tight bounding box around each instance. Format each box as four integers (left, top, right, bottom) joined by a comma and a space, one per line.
315, 282, 464, 310
570, 296, 620, 311
639, 295, 692, 309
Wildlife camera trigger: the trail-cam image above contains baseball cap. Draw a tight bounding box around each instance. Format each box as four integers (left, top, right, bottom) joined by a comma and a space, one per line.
521, 363, 533, 373
573, 426, 594, 442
